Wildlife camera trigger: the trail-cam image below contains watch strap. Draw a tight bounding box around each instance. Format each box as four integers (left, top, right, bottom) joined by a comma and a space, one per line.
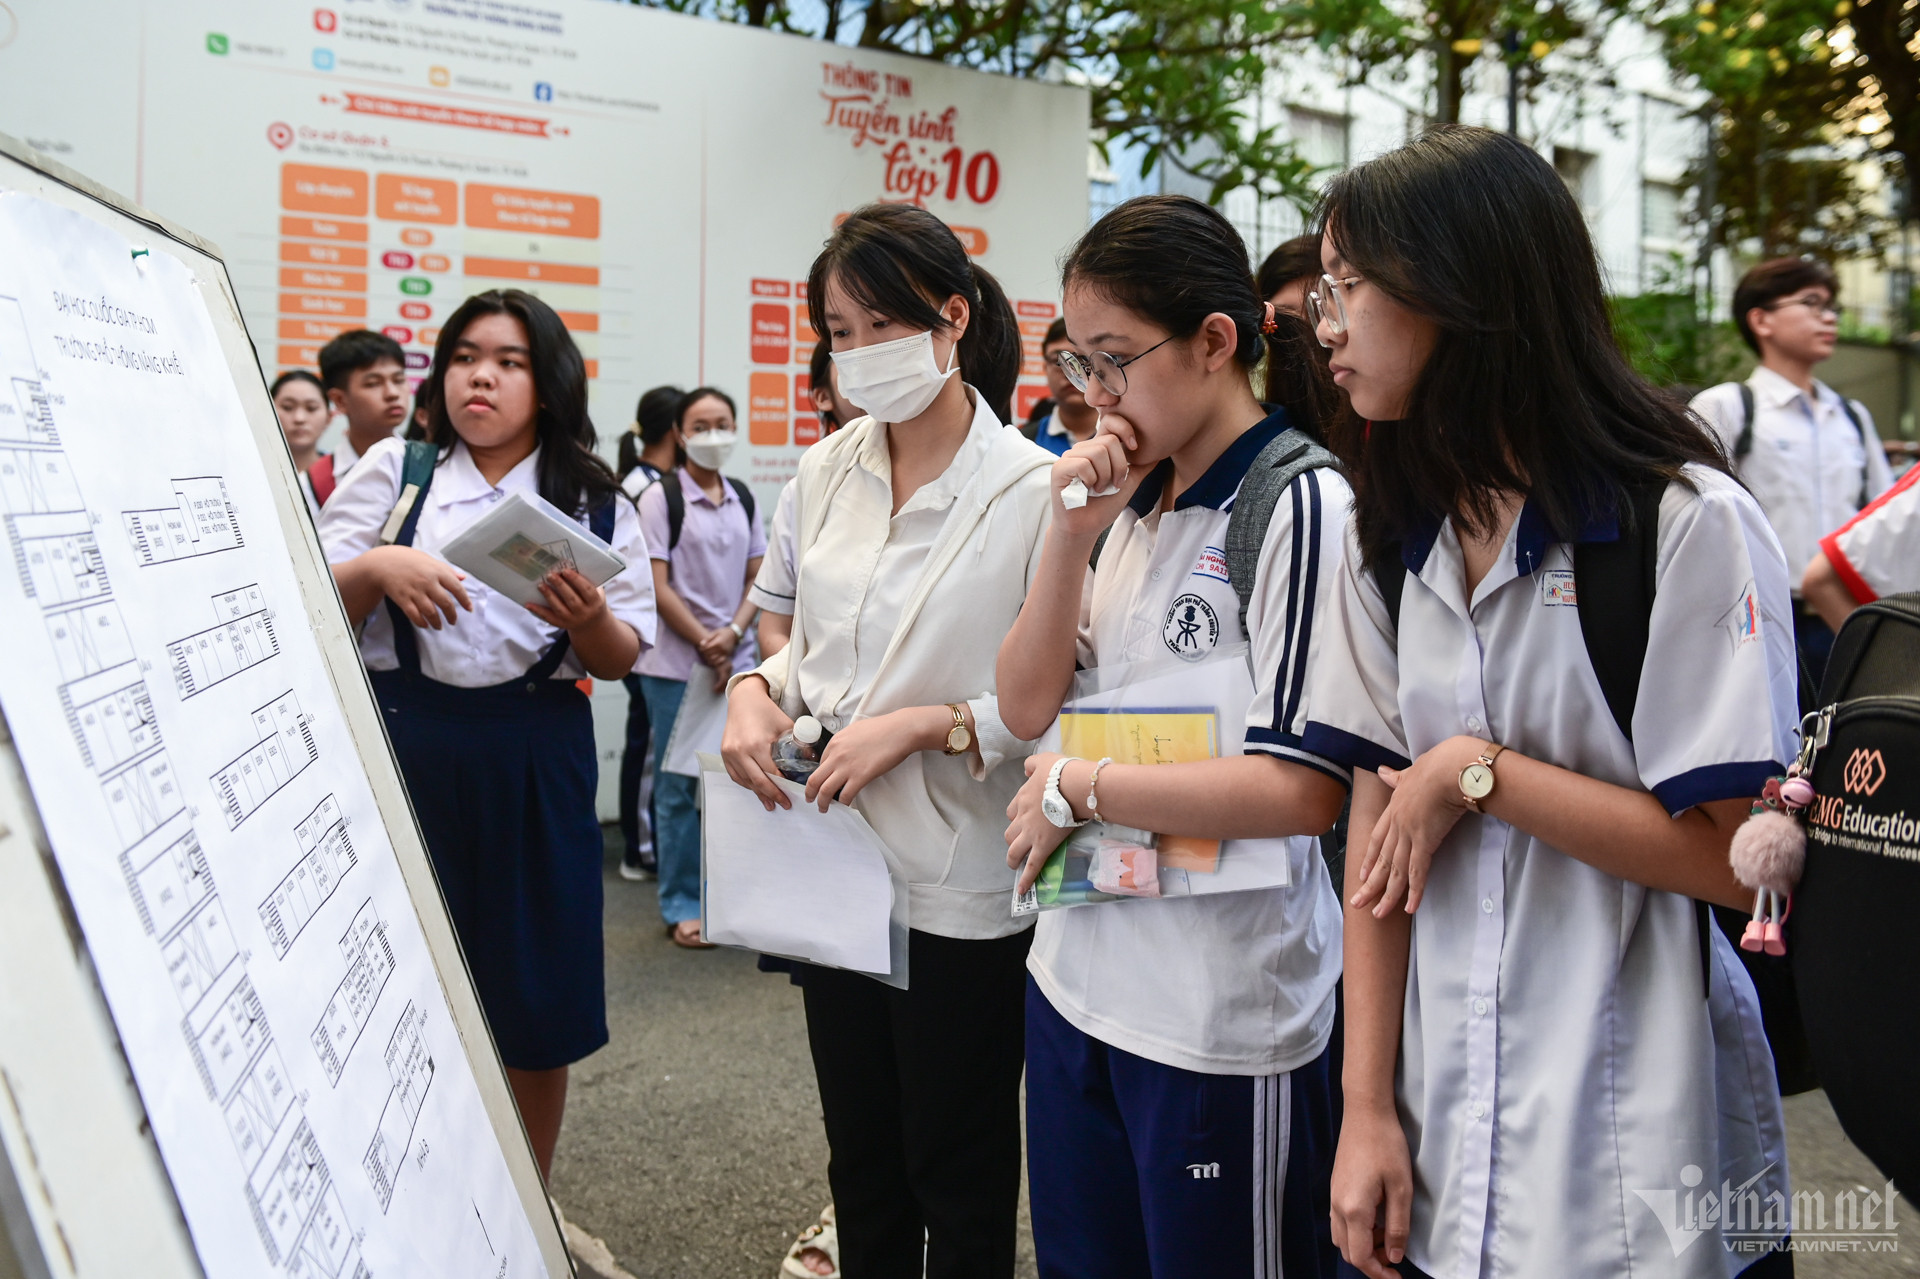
1044, 756, 1089, 828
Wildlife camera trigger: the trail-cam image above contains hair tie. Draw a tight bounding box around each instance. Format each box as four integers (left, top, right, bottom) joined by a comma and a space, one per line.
1260, 300, 1278, 335
628, 420, 643, 436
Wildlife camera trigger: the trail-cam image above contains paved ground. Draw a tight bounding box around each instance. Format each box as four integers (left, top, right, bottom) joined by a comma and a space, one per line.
550, 829, 1904, 1279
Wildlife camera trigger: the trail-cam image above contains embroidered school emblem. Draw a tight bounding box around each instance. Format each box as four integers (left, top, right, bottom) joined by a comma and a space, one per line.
1716, 580, 1763, 651
1541, 569, 1578, 606
1163, 593, 1220, 659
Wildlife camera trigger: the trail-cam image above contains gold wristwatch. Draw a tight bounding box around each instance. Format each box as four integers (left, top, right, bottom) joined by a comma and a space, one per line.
943, 704, 972, 755
1458, 743, 1506, 811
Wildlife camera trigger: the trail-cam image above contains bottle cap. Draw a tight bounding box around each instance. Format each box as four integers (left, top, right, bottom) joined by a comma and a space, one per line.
793, 715, 823, 745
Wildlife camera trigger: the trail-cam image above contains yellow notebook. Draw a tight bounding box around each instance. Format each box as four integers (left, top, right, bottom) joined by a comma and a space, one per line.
1058, 708, 1221, 872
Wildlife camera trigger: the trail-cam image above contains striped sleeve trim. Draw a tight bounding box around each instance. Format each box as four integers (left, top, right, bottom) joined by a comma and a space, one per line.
1299, 721, 1411, 774
1255, 470, 1324, 741
1650, 759, 1782, 817
1243, 727, 1352, 785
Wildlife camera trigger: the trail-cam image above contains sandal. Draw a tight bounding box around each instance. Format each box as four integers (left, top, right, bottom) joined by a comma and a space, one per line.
780, 1204, 839, 1278
669, 919, 715, 949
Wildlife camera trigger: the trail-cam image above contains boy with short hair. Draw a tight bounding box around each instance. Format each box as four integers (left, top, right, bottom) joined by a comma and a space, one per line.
1690, 257, 1892, 683
1022, 318, 1096, 455
310, 329, 409, 506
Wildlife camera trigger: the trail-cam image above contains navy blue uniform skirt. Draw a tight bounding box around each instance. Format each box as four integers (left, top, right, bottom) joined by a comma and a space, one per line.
373, 667, 608, 1071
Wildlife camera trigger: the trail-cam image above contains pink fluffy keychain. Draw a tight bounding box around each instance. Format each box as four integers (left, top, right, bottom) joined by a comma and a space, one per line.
1727, 769, 1812, 956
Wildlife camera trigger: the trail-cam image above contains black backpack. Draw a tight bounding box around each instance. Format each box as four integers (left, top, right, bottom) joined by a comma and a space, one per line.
1789, 593, 1920, 1197
1374, 483, 1734, 991
658, 470, 756, 550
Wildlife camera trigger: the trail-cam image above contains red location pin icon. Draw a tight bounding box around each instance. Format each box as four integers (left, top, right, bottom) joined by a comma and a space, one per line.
267, 122, 294, 150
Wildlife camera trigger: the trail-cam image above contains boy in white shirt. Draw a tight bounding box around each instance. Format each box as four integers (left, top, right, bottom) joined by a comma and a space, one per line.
1690, 257, 1891, 684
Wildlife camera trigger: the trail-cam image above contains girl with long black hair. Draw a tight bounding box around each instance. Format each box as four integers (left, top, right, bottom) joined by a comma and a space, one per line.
719, 203, 1050, 1278
1298, 127, 1795, 1278
996, 194, 1349, 1277
319, 288, 656, 1180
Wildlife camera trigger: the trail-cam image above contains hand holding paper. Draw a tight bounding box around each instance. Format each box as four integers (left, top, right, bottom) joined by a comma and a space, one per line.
439, 489, 628, 608
1055, 414, 1137, 518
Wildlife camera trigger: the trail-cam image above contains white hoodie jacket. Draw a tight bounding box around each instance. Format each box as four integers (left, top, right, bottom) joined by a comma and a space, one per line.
743, 389, 1054, 939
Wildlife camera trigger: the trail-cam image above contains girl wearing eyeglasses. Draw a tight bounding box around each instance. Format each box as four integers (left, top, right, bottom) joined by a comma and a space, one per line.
997, 194, 1351, 1277
719, 203, 1052, 1279
1299, 127, 1795, 1278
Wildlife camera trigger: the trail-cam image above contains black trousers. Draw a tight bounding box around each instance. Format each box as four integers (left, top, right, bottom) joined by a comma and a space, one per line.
617, 673, 653, 859
802, 927, 1032, 1279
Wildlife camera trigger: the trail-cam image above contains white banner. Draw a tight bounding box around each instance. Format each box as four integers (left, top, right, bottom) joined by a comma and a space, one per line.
0, 0, 1091, 503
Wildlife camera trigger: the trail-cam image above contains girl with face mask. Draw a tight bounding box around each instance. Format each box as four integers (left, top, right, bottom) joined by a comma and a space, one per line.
635, 386, 766, 947
719, 203, 1048, 1279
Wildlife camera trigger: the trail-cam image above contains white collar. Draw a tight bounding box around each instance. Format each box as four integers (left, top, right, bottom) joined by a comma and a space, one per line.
1749, 364, 1835, 410
430, 439, 542, 506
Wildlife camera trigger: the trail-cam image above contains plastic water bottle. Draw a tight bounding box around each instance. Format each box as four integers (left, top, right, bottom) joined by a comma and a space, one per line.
772, 715, 828, 783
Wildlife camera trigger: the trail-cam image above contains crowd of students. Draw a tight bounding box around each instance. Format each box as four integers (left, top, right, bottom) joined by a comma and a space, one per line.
262, 122, 1918, 1279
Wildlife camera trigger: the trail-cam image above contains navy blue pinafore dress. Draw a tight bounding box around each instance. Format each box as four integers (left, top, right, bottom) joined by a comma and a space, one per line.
371, 468, 617, 1071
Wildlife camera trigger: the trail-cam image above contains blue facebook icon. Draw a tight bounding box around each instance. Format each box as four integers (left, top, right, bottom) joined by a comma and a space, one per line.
313, 48, 335, 71
534, 81, 553, 101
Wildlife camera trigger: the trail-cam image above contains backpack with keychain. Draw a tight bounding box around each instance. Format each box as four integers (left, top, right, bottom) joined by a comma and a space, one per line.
1754, 592, 1920, 1196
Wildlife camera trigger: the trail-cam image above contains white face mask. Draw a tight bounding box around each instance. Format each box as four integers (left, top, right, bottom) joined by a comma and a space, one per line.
684, 428, 736, 471
831, 330, 958, 424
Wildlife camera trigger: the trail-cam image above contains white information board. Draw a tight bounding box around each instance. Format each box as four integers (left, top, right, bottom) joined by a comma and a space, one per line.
0, 136, 569, 1279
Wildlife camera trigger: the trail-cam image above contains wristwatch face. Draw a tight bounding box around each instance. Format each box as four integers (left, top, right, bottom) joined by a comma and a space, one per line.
1460, 761, 1495, 801
947, 724, 972, 753
1042, 790, 1072, 826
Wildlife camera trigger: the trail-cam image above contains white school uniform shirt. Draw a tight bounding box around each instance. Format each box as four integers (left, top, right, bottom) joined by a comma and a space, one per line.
1691, 366, 1891, 593
1299, 466, 1794, 1278
747, 480, 798, 617
742, 387, 1054, 939
1820, 462, 1920, 606
1027, 413, 1348, 1076
318, 436, 657, 686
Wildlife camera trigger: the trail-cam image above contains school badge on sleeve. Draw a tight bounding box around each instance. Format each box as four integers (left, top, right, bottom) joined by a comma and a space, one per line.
1717, 579, 1763, 651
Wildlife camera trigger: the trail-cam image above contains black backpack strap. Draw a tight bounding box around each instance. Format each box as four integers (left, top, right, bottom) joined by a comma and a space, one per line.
662, 471, 685, 551
1089, 527, 1110, 571
1837, 397, 1873, 509
727, 476, 757, 529
1571, 480, 1665, 746
1224, 428, 1340, 637
380, 442, 443, 674
1376, 548, 1407, 631
1734, 382, 1756, 462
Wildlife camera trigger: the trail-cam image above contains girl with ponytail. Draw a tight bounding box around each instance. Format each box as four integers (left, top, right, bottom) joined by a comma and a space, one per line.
720, 203, 1054, 1278
996, 194, 1349, 1277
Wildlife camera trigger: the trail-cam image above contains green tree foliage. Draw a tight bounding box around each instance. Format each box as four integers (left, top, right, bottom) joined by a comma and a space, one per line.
1630, 0, 1916, 255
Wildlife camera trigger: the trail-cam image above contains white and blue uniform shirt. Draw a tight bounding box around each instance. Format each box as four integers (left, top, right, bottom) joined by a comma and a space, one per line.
1027, 410, 1349, 1077
1300, 465, 1795, 1278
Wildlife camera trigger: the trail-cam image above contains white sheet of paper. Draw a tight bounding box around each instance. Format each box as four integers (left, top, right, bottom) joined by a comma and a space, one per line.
700, 760, 894, 974
0, 194, 543, 1276
662, 669, 728, 778
439, 489, 626, 607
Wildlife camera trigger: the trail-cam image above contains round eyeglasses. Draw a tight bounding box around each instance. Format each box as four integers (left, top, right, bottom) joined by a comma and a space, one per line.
1766, 293, 1839, 320
1305, 274, 1363, 348
1055, 335, 1175, 397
